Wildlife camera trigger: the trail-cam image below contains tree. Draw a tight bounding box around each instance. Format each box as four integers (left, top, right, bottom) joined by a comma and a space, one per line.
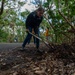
0, 0, 5, 15
42, 0, 75, 43
0, 0, 26, 42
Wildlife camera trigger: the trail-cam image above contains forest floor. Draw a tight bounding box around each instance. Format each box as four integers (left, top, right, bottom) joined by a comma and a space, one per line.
0, 42, 75, 75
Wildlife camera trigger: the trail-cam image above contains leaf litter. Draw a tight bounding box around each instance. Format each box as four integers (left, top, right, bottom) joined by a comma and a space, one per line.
0, 43, 75, 75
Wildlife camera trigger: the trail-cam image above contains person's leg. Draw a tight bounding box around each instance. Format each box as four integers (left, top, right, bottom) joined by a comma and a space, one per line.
33, 36, 36, 44
34, 28, 43, 53
34, 27, 39, 49
36, 35, 39, 49
22, 27, 32, 48
27, 37, 31, 44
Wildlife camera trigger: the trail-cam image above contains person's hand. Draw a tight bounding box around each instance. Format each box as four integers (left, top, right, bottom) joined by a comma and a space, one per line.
26, 29, 29, 32
32, 29, 35, 34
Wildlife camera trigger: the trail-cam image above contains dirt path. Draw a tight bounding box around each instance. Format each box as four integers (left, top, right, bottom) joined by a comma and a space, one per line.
0, 43, 48, 52
0, 43, 22, 52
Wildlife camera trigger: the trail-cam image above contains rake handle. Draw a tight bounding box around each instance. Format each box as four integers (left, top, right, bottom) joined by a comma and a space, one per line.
28, 31, 50, 48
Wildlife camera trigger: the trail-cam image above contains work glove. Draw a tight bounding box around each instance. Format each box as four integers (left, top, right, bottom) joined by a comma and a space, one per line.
25, 29, 29, 32
32, 28, 35, 34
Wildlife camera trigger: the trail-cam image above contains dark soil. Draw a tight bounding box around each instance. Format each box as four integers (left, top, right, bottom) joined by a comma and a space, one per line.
0, 43, 75, 75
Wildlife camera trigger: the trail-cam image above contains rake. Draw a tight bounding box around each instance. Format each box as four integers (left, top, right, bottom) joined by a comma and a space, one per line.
28, 31, 51, 49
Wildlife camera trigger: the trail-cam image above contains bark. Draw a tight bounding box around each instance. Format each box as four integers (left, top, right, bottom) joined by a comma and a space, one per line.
0, 0, 5, 15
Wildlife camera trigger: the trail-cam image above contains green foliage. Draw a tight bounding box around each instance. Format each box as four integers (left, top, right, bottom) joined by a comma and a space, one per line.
21, 11, 29, 18
42, 0, 75, 43
0, 29, 8, 42
0, 0, 75, 43
18, 1, 25, 6
53, 0, 59, 9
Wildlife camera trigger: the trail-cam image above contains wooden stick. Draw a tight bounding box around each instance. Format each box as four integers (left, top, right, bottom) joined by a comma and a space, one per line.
28, 31, 50, 48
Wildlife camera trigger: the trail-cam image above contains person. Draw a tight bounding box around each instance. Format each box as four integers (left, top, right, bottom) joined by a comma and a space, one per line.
27, 28, 36, 44
22, 7, 44, 52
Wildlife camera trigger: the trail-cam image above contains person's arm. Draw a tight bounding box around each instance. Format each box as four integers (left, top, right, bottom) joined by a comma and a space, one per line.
37, 17, 43, 27
25, 12, 35, 29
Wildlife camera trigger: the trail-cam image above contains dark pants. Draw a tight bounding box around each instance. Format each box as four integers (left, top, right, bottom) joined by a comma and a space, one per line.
22, 26, 39, 49
27, 36, 36, 44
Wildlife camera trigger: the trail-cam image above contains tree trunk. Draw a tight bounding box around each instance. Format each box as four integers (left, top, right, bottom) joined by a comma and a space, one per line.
0, 0, 5, 15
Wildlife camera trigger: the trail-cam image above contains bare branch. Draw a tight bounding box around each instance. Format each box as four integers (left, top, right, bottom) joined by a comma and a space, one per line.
44, 14, 54, 30
58, 10, 75, 30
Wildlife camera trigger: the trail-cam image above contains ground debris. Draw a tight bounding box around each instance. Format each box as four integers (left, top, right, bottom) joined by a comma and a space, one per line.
0, 43, 75, 75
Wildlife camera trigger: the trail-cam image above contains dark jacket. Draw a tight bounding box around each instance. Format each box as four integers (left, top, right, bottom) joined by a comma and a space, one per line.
25, 11, 43, 29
